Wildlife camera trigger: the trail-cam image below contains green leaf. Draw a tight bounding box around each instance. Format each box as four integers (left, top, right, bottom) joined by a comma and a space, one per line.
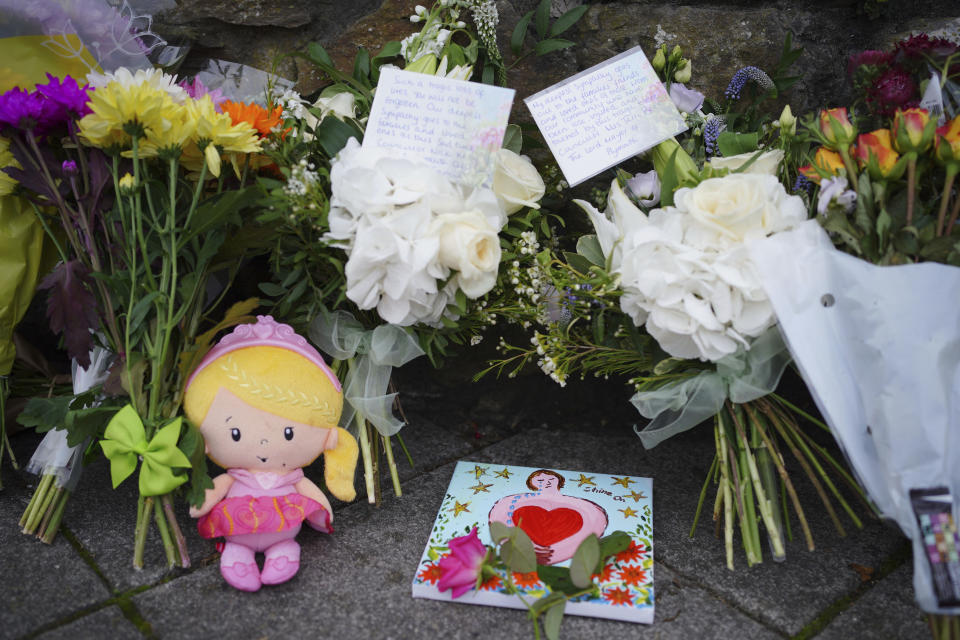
549, 5, 588, 37
373, 40, 401, 61
502, 123, 522, 154
501, 527, 537, 573
511, 11, 534, 56
489, 521, 510, 543
65, 405, 118, 447
17, 396, 72, 431
534, 38, 575, 56
569, 534, 599, 588
536, 566, 580, 596
535, 0, 550, 39
183, 186, 259, 244
258, 282, 287, 297
308, 42, 335, 69
127, 291, 162, 334
597, 531, 632, 567
315, 115, 361, 157
353, 48, 371, 86
455, 288, 468, 314
716, 131, 759, 157
543, 599, 566, 640
482, 64, 495, 85
576, 235, 604, 266
563, 251, 593, 274
530, 592, 566, 615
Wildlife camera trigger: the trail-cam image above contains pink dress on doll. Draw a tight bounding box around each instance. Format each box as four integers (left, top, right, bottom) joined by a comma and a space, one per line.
198, 468, 331, 540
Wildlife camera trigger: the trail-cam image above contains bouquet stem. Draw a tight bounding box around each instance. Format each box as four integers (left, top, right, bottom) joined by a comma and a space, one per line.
382, 434, 402, 498
20, 473, 55, 530
133, 495, 152, 569
353, 410, 376, 505
928, 614, 960, 640
131, 492, 189, 569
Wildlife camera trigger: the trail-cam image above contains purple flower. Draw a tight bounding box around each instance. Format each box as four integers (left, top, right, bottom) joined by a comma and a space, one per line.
724, 66, 774, 101
62, 160, 78, 177
792, 174, 813, 196
36, 74, 92, 120
0, 87, 59, 133
869, 67, 917, 115
179, 77, 226, 110
668, 82, 704, 114
437, 528, 488, 599
703, 116, 726, 157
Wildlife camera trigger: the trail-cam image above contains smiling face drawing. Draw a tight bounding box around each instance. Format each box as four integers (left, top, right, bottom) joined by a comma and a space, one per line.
199, 388, 335, 473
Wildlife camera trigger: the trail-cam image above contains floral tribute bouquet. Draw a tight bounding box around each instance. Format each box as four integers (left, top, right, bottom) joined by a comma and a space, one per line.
754, 30, 960, 638
482, 39, 868, 569
1, 64, 277, 566
255, 0, 584, 503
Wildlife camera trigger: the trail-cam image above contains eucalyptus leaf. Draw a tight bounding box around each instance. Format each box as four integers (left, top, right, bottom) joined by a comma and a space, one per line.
597, 531, 632, 567
536, 565, 580, 596
576, 235, 604, 266
501, 527, 537, 573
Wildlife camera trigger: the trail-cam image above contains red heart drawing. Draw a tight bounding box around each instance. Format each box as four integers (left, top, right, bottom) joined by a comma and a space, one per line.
512, 506, 583, 546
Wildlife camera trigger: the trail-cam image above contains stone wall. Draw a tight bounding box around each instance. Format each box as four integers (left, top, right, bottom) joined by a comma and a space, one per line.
152, 0, 960, 116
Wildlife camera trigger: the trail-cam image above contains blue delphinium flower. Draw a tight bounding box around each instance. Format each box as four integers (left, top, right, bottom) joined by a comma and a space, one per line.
725, 66, 775, 101
703, 116, 726, 157
793, 174, 814, 197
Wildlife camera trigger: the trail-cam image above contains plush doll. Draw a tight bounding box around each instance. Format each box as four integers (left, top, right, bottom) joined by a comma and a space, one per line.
184, 315, 358, 592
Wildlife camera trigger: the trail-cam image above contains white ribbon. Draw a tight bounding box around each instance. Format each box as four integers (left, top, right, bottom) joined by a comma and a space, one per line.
630, 328, 791, 449
309, 310, 424, 436
25, 345, 113, 491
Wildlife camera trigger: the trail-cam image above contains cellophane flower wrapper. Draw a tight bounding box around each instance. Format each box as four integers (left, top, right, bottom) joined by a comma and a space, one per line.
751, 220, 960, 614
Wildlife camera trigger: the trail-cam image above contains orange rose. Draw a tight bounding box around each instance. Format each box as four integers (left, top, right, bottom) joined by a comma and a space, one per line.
818, 107, 856, 148
892, 108, 936, 154
799, 147, 845, 184
854, 129, 904, 179
934, 115, 960, 165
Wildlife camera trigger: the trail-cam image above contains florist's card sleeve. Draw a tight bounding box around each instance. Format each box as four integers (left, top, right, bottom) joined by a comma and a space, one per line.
524, 46, 687, 187
363, 67, 515, 187
411, 460, 654, 624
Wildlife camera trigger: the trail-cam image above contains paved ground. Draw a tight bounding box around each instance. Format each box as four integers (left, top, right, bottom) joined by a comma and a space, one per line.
0, 354, 928, 639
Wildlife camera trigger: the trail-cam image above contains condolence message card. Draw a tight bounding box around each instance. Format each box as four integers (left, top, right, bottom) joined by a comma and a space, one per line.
524, 47, 687, 186
363, 67, 515, 186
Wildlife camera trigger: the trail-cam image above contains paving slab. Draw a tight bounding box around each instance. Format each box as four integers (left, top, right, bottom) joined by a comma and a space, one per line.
34, 605, 143, 640
816, 563, 929, 639
0, 462, 112, 639
133, 455, 780, 639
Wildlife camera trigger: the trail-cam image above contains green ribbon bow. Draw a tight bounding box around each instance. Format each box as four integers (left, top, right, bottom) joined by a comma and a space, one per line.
99, 404, 191, 496
630, 328, 792, 449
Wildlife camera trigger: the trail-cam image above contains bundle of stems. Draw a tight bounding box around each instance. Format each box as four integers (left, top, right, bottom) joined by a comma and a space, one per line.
20, 471, 72, 543
691, 396, 872, 569
929, 615, 960, 640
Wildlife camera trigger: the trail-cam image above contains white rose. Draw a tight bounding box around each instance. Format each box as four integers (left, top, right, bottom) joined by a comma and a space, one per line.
707, 149, 784, 176
491, 149, 545, 214
302, 90, 357, 138
676, 173, 806, 246
431, 211, 501, 298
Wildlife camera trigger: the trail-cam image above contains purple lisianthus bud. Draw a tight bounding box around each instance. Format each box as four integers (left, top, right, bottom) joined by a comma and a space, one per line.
668, 82, 704, 114
626, 170, 661, 207
61, 160, 79, 177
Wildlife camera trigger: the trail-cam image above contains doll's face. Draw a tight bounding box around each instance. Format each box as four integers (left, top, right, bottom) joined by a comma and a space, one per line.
530, 472, 559, 492
200, 388, 336, 473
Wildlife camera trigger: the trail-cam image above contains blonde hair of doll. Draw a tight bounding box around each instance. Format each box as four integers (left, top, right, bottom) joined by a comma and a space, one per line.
184, 346, 358, 501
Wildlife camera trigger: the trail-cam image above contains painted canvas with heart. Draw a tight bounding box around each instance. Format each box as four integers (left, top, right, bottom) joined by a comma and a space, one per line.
411, 461, 654, 624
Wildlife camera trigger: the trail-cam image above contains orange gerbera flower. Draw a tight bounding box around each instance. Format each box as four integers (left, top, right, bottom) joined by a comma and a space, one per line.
479, 573, 502, 591
220, 100, 283, 137
603, 586, 634, 606
418, 562, 443, 585
592, 561, 617, 583
512, 571, 541, 589
615, 540, 645, 564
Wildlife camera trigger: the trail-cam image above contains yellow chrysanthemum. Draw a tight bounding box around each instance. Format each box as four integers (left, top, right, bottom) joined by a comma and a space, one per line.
0, 136, 20, 196
78, 80, 171, 150
181, 96, 261, 178
137, 101, 196, 160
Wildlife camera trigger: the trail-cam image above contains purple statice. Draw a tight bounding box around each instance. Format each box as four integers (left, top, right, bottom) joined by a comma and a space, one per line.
724, 66, 774, 101
792, 174, 814, 197
61, 159, 79, 177
35, 74, 92, 120
703, 115, 726, 157
0, 87, 60, 134
179, 77, 226, 111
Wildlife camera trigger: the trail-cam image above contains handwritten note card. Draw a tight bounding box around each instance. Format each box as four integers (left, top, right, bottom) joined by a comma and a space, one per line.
363, 67, 515, 186
524, 47, 687, 186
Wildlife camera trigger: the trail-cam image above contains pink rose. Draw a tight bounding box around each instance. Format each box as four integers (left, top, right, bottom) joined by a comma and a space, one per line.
437, 527, 489, 598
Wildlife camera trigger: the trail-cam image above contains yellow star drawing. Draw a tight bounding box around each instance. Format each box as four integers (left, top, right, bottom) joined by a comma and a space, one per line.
618, 506, 639, 518
469, 481, 494, 494
451, 501, 471, 516
576, 474, 596, 487
625, 490, 648, 502
612, 476, 635, 488
471, 464, 488, 479
494, 468, 512, 479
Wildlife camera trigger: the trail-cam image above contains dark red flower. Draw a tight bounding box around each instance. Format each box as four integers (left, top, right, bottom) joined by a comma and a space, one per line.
895, 33, 959, 60
869, 67, 917, 115
847, 50, 892, 79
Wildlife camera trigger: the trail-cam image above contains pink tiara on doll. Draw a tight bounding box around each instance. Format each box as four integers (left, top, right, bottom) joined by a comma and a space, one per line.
184, 315, 341, 392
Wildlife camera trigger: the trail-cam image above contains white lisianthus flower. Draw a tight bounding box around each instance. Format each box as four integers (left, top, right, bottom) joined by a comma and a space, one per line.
817, 176, 857, 216
589, 173, 805, 362
491, 148, 545, 214
707, 149, 784, 176
626, 170, 661, 207
432, 211, 501, 298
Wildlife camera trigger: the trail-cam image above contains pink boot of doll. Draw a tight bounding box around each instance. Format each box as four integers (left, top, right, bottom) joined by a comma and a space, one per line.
261, 539, 301, 585
220, 542, 261, 592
